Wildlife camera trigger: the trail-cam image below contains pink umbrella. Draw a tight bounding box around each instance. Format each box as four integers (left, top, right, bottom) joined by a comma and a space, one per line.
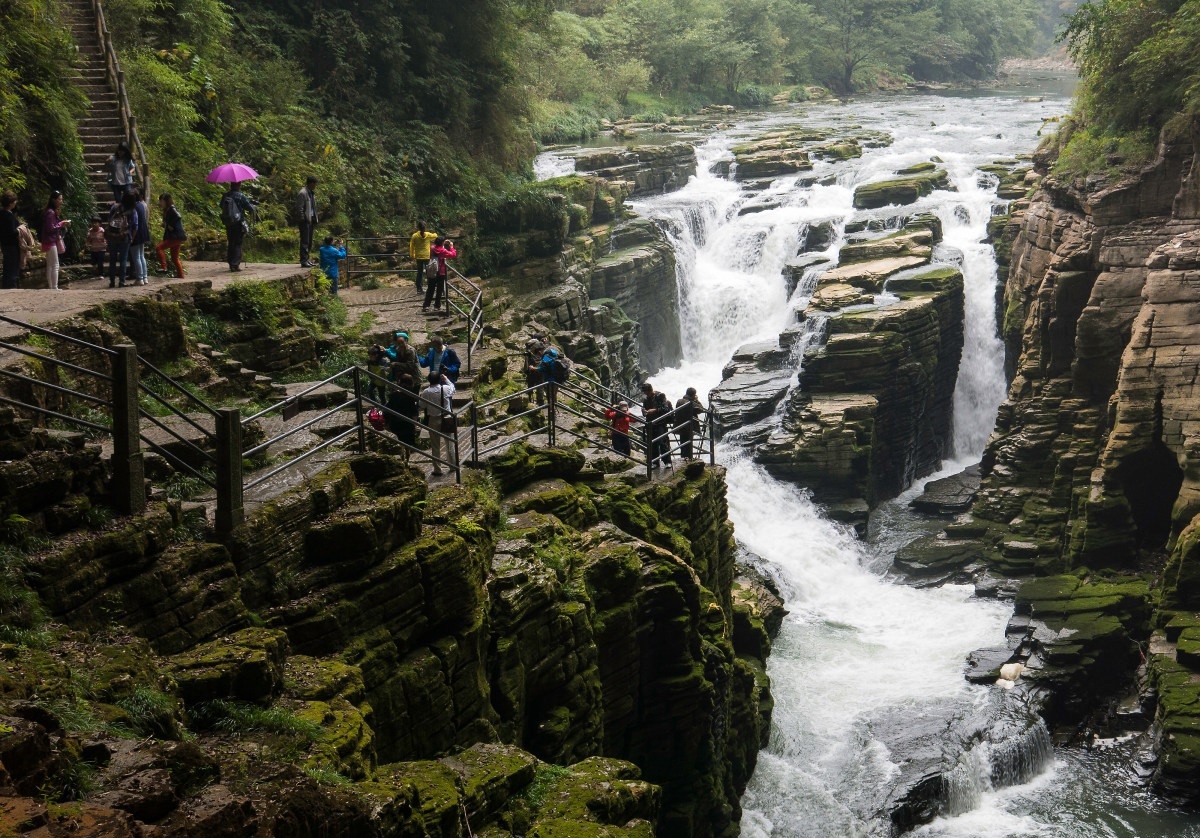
206, 162, 260, 183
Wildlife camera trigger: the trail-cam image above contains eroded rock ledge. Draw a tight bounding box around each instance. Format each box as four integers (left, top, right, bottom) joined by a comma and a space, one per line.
0, 401, 781, 836
902, 120, 1200, 804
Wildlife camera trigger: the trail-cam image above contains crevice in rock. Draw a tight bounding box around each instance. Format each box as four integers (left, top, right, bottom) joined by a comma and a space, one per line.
1116, 390, 1183, 549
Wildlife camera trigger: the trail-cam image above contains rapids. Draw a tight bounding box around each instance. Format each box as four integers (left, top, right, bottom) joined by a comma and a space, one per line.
538, 71, 1200, 836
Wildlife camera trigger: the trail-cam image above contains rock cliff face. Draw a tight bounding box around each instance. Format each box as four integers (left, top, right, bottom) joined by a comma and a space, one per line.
710, 214, 966, 518
0, 387, 776, 837
967, 123, 1200, 800
484, 175, 682, 387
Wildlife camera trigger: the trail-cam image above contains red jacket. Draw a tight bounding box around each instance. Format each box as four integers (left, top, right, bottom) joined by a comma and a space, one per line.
431, 242, 457, 276
605, 408, 634, 434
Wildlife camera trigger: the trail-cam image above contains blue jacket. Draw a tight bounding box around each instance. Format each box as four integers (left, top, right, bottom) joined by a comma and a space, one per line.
419, 347, 461, 382
538, 348, 567, 384
132, 200, 150, 245
319, 244, 346, 278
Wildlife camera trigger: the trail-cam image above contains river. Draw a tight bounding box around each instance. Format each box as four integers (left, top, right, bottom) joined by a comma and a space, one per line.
538, 74, 1200, 836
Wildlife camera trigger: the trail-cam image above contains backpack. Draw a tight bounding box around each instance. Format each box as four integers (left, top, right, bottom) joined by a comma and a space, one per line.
220, 193, 243, 226
105, 207, 130, 243
425, 260, 438, 281
554, 356, 572, 383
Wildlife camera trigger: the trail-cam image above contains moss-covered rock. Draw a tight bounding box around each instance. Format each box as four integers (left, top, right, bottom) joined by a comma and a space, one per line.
853, 169, 951, 209
166, 628, 289, 706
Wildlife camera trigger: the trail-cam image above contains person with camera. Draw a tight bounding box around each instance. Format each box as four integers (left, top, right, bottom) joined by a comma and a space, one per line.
419, 334, 461, 384
419, 371, 456, 477
318, 235, 347, 294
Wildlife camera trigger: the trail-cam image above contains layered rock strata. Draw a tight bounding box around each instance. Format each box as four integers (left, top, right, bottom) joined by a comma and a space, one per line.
573, 143, 698, 198
709, 212, 965, 513
484, 175, 682, 387
947, 124, 1200, 799
0, 389, 778, 838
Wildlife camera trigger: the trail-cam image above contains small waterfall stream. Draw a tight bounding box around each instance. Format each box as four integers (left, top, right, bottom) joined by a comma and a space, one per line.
539, 73, 1200, 835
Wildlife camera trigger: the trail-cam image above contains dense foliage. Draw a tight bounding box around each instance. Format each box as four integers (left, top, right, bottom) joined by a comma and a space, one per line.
0, 0, 91, 249
101, 0, 550, 237
0, 0, 1080, 249
1054, 0, 1199, 176
523, 0, 1045, 139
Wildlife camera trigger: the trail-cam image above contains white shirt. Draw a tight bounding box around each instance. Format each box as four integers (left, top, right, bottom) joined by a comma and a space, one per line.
419, 380, 456, 418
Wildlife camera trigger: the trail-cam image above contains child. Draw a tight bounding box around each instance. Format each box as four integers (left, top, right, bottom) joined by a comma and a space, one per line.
604, 401, 635, 457
366, 344, 385, 403
156, 193, 186, 278
16, 220, 36, 270
85, 217, 107, 276
318, 235, 347, 294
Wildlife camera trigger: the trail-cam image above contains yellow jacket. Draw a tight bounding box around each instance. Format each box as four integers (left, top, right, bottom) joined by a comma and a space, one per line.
410, 230, 437, 259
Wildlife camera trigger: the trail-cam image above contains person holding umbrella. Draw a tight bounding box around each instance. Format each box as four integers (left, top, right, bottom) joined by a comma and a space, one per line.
207, 163, 259, 272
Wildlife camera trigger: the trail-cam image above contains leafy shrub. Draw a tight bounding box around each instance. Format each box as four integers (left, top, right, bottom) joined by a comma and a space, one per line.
191, 699, 323, 740
738, 85, 774, 108
222, 280, 287, 332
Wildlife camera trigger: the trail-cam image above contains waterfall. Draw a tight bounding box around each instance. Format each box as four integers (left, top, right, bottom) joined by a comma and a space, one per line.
553, 80, 1187, 835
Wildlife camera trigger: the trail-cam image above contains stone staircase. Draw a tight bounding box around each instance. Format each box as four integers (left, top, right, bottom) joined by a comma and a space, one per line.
63, 0, 135, 214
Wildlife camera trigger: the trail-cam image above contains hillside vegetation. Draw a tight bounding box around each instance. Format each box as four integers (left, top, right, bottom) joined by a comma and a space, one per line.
1054, 0, 1200, 177
2, 0, 1080, 246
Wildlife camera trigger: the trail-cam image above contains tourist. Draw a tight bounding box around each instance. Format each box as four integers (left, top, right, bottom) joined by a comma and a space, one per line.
220, 181, 255, 272
386, 369, 421, 461
409, 220, 437, 294
296, 176, 318, 268
16, 217, 35, 272
386, 331, 422, 386
538, 345, 570, 414
641, 382, 672, 469
39, 191, 70, 291
85, 216, 106, 277
423, 236, 456, 311
418, 334, 461, 384
155, 193, 186, 278
524, 336, 546, 405
318, 235, 346, 294
604, 400, 635, 457
0, 191, 19, 289
105, 192, 136, 288
674, 387, 708, 460
105, 142, 137, 201
419, 371, 456, 477
130, 187, 150, 285
366, 345, 386, 403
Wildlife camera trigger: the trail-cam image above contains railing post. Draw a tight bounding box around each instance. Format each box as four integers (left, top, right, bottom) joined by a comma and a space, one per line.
470, 402, 479, 466
353, 367, 366, 453
110, 344, 145, 516
466, 318, 473, 375
547, 384, 556, 447
708, 400, 716, 465
644, 423, 653, 480
215, 408, 244, 536
453, 420, 462, 484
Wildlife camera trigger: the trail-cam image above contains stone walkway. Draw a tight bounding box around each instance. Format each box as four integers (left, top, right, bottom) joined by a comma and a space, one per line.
0, 261, 310, 338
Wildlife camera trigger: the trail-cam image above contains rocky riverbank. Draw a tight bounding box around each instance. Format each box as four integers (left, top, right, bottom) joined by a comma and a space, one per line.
899, 117, 1200, 804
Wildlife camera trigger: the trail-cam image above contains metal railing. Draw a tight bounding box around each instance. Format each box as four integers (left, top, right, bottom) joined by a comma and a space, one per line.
0, 314, 144, 515
463, 375, 715, 478
1, 315, 716, 543
338, 237, 486, 375
90, 0, 150, 202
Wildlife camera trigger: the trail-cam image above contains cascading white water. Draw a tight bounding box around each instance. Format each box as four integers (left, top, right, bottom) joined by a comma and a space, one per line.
537, 72, 1200, 835
618, 84, 1186, 836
